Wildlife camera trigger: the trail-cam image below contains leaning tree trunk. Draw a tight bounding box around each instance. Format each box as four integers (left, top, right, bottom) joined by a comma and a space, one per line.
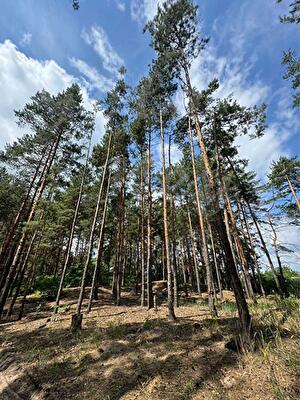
247, 202, 283, 297
268, 215, 288, 297
240, 204, 265, 297
71, 131, 113, 331
188, 119, 217, 315
213, 127, 255, 303
160, 109, 176, 321
286, 175, 300, 212
0, 148, 46, 269
87, 169, 112, 312
6, 231, 37, 318
54, 134, 92, 312
224, 192, 256, 302
0, 132, 62, 319
183, 64, 251, 339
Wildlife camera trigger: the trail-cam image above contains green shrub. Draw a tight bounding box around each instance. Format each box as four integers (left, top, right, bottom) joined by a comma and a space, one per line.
261, 266, 300, 298
64, 264, 84, 288
32, 275, 59, 300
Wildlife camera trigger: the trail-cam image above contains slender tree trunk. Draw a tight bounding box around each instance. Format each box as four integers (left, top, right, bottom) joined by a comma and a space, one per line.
224, 155, 282, 298
225, 194, 255, 302
160, 109, 175, 321
247, 202, 283, 297
0, 132, 62, 318
242, 205, 265, 297
183, 65, 251, 337
187, 209, 201, 294
54, 135, 92, 312
268, 215, 288, 297
286, 175, 300, 211
0, 150, 46, 269
146, 131, 154, 309
179, 239, 187, 286
188, 119, 217, 315
168, 135, 178, 307
71, 132, 112, 331
140, 154, 146, 306
87, 170, 112, 312
208, 223, 223, 300
115, 160, 126, 306
6, 231, 37, 318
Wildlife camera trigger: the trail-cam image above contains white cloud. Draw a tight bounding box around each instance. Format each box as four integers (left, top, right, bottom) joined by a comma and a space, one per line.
81, 26, 124, 76
155, 141, 183, 168
190, 46, 269, 109
113, 0, 125, 12
70, 57, 114, 93
0, 40, 105, 150
19, 32, 32, 47
184, 1, 298, 181
130, 0, 163, 25
236, 125, 291, 180
257, 218, 300, 272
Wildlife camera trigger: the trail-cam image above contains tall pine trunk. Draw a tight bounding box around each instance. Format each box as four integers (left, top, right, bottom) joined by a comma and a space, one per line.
160, 109, 176, 321
188, 119, 217, 315
187, 208, 201, 294
146, 131, 154, 309
168, 135, 178, 307
286, 175, 300, 211
140, 154, 146, 306
54, 134, 92, 311
0, 132, 62, 318
87, 169, 112, 312
71, 131, 112, 331
183, 65, 251, 338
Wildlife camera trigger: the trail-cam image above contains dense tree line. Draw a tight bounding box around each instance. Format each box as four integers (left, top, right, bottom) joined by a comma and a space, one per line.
0, 0, 299, 345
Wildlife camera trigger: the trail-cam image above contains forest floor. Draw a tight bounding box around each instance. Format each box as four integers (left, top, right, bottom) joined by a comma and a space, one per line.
0, 287, 299, 400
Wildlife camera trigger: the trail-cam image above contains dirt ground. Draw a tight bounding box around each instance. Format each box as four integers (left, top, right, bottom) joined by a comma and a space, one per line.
0, 288, 299, 400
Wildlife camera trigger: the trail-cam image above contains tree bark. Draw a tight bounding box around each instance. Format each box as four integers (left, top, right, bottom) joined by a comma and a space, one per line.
208, 223, 223, 300
87, 169, 112, 312
247, 202, 283, 297
160, 109, 176, 321
72, 131, 113, 329
0, 132, 62, 319
168, 135, 178, 307
54, 134, 92, 312
188, 119, 217, 315
187, 208, 201, 294
268, 215, 288, 297
286, 175, 300, 212
140, 154, 146, 306
183, 63, 251, 337
146, 131, 154, 309
6, 231, 37, 318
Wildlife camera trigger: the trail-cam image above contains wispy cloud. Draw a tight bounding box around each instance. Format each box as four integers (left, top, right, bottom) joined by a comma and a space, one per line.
70, 57, 114, 93
19, 32, 32, 46
130, 0, 162, 25
81, 26, 124, 76
113, 0, 125, 12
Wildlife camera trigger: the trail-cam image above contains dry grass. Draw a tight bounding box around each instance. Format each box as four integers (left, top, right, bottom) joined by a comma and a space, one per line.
0, 288, 299, 400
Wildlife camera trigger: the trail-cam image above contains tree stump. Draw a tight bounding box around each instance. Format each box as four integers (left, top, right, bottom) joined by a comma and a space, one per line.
70, 313, 83, 332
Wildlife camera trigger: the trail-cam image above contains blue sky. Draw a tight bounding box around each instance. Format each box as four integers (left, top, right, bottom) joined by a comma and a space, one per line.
0, 0, 299, 268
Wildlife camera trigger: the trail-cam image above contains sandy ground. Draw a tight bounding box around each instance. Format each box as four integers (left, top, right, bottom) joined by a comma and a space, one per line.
0, 288, 299, 400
